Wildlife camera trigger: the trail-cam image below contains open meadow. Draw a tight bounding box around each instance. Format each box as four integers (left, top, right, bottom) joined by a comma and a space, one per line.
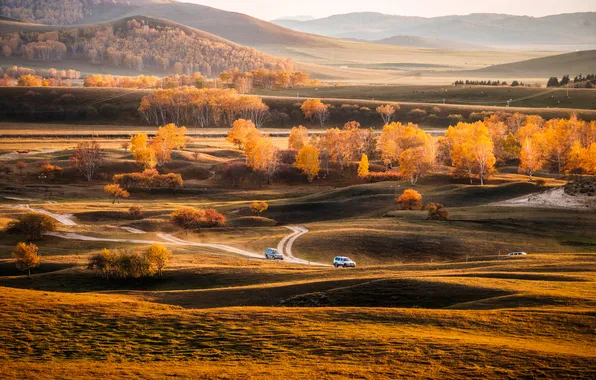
1, 128, 595, 378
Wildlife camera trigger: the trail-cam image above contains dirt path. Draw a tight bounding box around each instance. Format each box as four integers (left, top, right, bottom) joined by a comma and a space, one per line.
13, 204, 77, 226
278, 226, 330, 267
14, 202, 327, 266
0, 148, 60, 161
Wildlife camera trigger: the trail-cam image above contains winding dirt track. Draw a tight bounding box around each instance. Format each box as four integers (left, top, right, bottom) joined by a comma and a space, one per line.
14, 202, 326, 266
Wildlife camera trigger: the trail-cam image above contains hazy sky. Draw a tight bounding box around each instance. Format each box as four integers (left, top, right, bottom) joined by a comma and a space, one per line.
184, 0, 596, 20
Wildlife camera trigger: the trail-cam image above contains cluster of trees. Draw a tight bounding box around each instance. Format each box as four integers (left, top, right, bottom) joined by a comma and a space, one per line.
0, 73, 72, 87
0, 0, 118, 25
138, 88, 269, 128
4, 66, 80, 79
83, 72, 208, 89
547, 74, 596, 89
453, 80, 535, 87
88, 244, 172, 281
129, 123, 188, 168
396, 189, 449, 220
219, 68, 312, 93
513, 116, 596, 178
170, 207, 226, 230
0, 19, 293, 75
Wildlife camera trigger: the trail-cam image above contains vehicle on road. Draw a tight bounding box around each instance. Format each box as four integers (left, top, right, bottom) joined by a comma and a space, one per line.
265, 248, 284, 260
334, 256, 356, 268
508, 252, 528, 256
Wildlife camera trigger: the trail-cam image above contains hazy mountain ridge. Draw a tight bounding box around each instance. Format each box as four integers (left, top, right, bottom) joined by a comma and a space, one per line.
272, 12, 596, 46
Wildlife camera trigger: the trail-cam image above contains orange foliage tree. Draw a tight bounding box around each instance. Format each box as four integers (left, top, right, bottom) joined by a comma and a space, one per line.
294, 145, 320, 182
396, 189, 423, 210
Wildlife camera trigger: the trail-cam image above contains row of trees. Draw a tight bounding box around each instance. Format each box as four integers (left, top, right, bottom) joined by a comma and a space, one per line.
0, 74, 72, 87
138, 88, 269, 128
219, 68, 313, 93
547, 74, 596, 89
0, 19, 293, 75
0, 66, 80, 79
453, 80, 534, 87
83, 72, 208, 89
1, 0, 114, 25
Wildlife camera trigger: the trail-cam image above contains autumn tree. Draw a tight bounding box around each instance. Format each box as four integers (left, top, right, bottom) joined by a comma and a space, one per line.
146, 244, 172, 278
295, 145, 320, 182
301, 98, 330, 127
288, 125, 309, 151
517, 123, 546, 180
121, 142, 130, 152
226, 119, 258, 149
357, 154, 369, 178
244, 133, 279, 182
376, 104, 398, 124
377, 122, 430, 169
12, 242, 41, 277
396, 189, 423, 210
130, 133, 156, 169
170, 207, 226, 230
399, 137, 436, 185
8, 212, 57, 241
445, 122, 496, 185
70, 141, 103, 181
104, 184, 130, 204
151, 123, 187, 166
250, 201, 269, 215
425, 203, 449, 221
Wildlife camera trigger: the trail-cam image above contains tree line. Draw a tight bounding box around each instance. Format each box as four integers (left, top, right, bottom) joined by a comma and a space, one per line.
453, 80, 536, 87
547, 74, 596, 89
219, 68, 314, 93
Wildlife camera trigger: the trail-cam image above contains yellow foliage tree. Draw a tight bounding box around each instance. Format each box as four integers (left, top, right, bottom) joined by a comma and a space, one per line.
376, 104, 398, 124
357, 154, 369, 178
145, 244, 172, 278
104, 184, 130, 204
151, 123, 187, 166
399, 137, 436, 185
12, 242, 40, 277
301, 98, 329, 127
295, 145, 320, 182
130, 133, 156, 169
250, 201, 269, 215
244, 133, 279, 181
288, 125, 309, 151
226, 119, 258, 149
396, 189, 423, 210
445, 122, 496, 185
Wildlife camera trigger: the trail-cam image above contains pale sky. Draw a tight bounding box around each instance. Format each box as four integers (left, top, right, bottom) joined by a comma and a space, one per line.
183, 0, 596, 20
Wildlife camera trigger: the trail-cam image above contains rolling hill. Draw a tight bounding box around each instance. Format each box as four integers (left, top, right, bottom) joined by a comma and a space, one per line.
0, 16, 293, 76
468, 49, 596, 77
273, 12, 596, 48
368, 36, 489, 50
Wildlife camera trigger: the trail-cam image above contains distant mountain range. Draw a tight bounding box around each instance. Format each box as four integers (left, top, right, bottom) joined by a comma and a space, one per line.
365, 36, 489, 50
272, 12, 596, 47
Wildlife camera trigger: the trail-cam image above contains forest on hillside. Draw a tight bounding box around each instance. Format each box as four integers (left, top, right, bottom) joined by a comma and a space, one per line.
0, 18, 293, 75
0, 0, 131, 25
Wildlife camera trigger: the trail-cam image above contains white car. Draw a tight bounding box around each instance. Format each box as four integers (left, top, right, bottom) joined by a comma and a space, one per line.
508, 252, 528, 256
265, 248, 283, 260
334, 256, 356, 268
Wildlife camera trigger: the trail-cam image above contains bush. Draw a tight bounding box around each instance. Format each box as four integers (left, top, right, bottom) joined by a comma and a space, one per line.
39, 163, 63, 178
7, 212, 57, 241
250, 201, 269, 214
407, 108, 426, 122
396, 189, 423, 210
128, 205, 142, 219
219, 162, 252, 187
535, 179, 546, 187
88, 247, 166, 280
365, 170, 402, 183
170, 207, 226, 230
273, 164, 306, 184
426, 203, 449, 220
113, 170, 183, 190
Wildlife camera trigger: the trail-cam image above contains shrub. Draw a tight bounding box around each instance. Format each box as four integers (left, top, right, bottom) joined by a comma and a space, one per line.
113, 170, 183, 190
407, 108, 426, 122
250, 201, 269, 215
128, 205, 142, 219
99, 104, 119, 118
170, 207, 226, 230
396, 189, 423, 210
7, 212, 57, 241
273, 164, 306, 184
535, 179, 546, 187
88, 247, 164, 281
365, 170, 402, 183
426, 203, 449, 220
39, 163, 63, 178
12, 242, 41, 277
219, 162, 252, 187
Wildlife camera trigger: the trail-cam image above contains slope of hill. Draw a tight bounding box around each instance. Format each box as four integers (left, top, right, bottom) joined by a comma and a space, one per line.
0, 0, 333, 47
370, 36, 489, 50
470, 50, 596, 77
273, 12, 596, 47
0, 16, 293, 76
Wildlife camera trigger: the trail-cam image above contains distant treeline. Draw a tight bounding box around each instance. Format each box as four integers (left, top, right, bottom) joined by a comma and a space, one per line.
453, 80, 538, 87
547, 74, 596, 88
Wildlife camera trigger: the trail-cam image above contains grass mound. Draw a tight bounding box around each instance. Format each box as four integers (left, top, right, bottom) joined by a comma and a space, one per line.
280, 279, 509, 308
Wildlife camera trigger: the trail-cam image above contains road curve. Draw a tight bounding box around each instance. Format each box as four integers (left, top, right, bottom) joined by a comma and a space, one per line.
278, 226, 330, 267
